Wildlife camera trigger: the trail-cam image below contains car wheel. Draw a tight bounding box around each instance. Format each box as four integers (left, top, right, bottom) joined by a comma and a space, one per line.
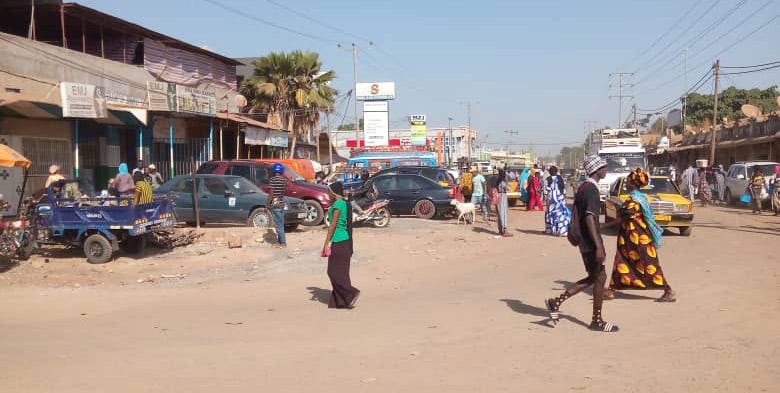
414, 199, 436, 219
302, 200, 324, 226
679, 226, 692, 236
724, 188, 734, 205
248, 208, 271, 228
83, 234, 113, 264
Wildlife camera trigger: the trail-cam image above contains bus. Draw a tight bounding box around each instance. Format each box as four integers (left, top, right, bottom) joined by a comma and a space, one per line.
588, 128, 647, 201
343, 151, 438, 189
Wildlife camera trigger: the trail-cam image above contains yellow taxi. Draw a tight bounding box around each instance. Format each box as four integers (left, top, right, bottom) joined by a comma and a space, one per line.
604, 175, 694, 236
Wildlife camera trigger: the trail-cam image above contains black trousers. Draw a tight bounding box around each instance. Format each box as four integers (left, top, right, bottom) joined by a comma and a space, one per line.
327, 239, 360, 308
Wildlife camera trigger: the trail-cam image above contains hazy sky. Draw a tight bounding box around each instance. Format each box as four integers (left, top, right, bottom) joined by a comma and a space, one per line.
82, 0, 780, 155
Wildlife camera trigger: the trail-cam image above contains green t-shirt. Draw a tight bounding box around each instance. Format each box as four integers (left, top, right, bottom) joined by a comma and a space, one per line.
328, 198, 351, 243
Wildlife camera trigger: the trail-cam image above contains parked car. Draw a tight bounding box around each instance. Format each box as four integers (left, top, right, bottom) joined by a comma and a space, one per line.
372, 166, 456, 188
253, 159, 317, 183
604, 175, 694, 236
363, 173, 455, 219
156, 174, 306, 230
197, 160, 332, 226
723, 161, 779, 205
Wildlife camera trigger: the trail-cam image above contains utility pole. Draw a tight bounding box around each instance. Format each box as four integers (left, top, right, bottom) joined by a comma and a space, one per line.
609, 72, 634, 128
352, 43, 360, 148
710, 59, 720, 164
460, 101, 478, 162
327, 108, 333, 175
632, 104, 637, 128
448, 116, 454, 167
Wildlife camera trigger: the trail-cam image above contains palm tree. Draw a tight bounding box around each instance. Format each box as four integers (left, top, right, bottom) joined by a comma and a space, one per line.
241, 51, 337, 158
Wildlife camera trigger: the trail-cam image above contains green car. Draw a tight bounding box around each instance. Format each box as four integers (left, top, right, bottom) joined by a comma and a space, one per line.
156, 174, 306, 230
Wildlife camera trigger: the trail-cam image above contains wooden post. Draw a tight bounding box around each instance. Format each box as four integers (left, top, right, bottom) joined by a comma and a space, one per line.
191, 157, 200, 229
100, 24, 104, 58
81, 18, 86, 53
709, 60, 720, 165
60, 3, 67, 48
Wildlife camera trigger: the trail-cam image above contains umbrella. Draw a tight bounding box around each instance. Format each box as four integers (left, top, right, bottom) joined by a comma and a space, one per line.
0, 144, 31, 169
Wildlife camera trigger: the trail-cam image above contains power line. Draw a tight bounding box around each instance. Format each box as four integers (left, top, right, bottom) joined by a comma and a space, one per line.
636, 0, 749, 87
633, 0, 723, 75
721, 59, 780, 69
628, 0, 705, 68
201, 0, 339, 44
721, 63, 780, 75
640, 10, 779, 95
263, 0, 373, 44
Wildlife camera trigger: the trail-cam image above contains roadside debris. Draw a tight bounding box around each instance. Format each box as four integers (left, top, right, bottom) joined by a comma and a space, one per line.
150, 229, 204, 249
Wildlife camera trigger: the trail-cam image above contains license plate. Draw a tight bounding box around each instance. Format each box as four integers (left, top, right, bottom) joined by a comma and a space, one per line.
297, 212, 306, 218
655, 215, 671, 221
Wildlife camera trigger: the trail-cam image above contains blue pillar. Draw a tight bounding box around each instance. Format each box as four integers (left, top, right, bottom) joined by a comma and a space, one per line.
138, 126, 144, 161
209, 118, 214, 161
169, 116, 174, 178
74, 119, 80, 178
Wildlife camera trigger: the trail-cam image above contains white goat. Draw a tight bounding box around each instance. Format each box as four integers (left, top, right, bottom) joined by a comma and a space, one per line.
450, 199, 476, 225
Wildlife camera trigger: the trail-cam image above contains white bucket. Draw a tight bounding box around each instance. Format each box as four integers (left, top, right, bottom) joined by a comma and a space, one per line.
696, 159, 708, 168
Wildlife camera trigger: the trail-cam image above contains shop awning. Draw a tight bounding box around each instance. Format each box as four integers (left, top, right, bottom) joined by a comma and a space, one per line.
0, 143, 31, 169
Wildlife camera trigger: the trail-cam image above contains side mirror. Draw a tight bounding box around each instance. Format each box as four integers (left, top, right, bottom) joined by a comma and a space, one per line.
224, 190, 234, 198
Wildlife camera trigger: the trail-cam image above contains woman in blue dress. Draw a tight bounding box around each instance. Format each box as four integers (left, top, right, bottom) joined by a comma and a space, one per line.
544, 166, 570, 236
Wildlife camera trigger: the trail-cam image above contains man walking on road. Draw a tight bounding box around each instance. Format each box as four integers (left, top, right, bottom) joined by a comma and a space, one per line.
546, 155, 619, 333
268, 163, 288, 249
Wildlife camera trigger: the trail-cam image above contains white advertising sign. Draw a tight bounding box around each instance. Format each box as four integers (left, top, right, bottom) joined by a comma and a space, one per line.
409, 114, 426, 124
175, 85, 216, 116
364, 110, 389, 146
356, 82, 396, 101
60, 82, 107, 118
363, 101, 388, 112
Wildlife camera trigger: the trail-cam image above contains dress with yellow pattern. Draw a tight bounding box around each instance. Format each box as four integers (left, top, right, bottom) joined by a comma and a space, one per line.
610, 197, 670, 290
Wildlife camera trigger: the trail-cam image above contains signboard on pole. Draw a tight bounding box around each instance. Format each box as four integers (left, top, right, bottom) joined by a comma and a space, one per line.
410, 124, 427, 146
356, 82, 396, 101
364, 111, 389, 147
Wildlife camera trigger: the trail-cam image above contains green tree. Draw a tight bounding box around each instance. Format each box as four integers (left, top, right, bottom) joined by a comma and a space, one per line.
685, 85, 779, 128
337, 118, 363, 131
241, 51, 337, 158
555, 146, 586, 169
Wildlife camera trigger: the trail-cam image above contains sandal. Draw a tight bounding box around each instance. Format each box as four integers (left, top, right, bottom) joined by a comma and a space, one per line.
656, 290, 677, 303
603, 288, 616, 300
545, 298, 560, 326
590, 320, 619, 333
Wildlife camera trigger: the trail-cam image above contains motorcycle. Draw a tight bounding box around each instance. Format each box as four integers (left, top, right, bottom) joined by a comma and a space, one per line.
324, 198, 391, 228
0, 216, 35, 262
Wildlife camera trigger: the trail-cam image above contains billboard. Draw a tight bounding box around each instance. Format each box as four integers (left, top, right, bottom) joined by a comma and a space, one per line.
364, 111, 389, 147
356, 82, 396, 101
410, 124, 427, 146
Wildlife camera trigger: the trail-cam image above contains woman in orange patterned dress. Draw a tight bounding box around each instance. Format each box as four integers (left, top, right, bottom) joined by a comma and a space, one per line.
605, 169, 676, 302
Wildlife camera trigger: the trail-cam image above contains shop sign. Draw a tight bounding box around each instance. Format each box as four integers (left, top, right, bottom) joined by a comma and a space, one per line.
175, 85, 216, 116
60, 82, 107, 118
410, 124, 427, 146
147, 81, 177, 111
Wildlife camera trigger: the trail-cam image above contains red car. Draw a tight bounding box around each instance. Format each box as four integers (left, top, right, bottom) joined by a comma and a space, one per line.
197, 160, 332, 226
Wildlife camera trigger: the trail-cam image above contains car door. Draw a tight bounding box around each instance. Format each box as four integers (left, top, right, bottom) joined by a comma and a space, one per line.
169, 178, 195, 222
372, 176, 401, 212
395, 175, 422, 213
604, 178, 622, 220
199, 177, 241, 223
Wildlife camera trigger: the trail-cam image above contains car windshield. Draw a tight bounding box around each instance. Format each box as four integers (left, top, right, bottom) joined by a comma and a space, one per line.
748, 164, 779, 178
226, 177, 263, 194
622, 178, 678, 195
284, 167, 306, 182
603, 155, 646, 173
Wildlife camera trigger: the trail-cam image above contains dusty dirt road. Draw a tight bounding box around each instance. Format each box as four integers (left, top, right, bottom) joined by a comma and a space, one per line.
0, 206, 778, 392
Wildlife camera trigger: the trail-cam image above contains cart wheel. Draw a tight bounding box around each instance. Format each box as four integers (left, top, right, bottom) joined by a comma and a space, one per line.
84, 234, 113, 264
17, 231, 35, 261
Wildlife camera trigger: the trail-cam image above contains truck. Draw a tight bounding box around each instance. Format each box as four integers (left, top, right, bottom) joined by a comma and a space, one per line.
588, 128, 647, 202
